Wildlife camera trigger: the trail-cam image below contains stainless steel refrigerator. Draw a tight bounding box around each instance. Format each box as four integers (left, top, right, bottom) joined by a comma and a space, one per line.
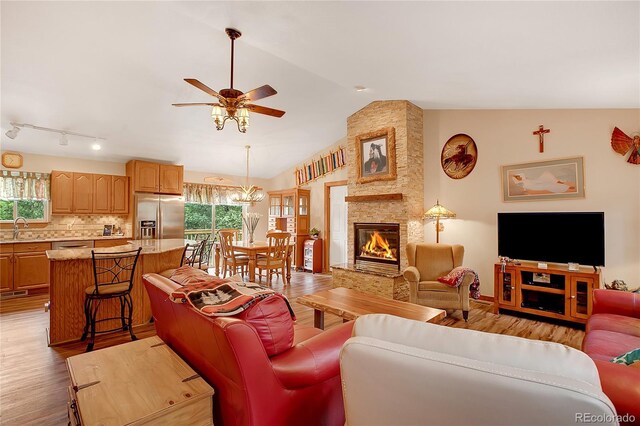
134, 194, 185, 239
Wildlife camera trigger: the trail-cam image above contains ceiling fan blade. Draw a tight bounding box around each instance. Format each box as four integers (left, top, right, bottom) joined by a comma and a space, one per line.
172, 103, 219, 107
247, 104, 286, 118
184, 79, 223, 99
241, 85, 277, 102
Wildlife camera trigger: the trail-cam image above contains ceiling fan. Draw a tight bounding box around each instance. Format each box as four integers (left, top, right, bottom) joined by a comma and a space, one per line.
173, 28, 285, 133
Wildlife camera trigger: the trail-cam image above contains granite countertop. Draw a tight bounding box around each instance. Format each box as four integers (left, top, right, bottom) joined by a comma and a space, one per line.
46, 238, 191, 261
0, 235, 132, 245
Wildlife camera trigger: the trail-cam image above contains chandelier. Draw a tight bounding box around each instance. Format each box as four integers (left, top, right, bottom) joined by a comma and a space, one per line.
231, 145, 265, 204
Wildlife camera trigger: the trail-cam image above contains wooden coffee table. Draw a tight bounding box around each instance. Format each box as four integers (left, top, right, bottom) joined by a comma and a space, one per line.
297, 287, 446, 329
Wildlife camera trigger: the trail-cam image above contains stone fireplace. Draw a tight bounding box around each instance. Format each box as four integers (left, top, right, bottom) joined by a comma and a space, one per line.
354, 222, 400, 270
332, 100, 424, 301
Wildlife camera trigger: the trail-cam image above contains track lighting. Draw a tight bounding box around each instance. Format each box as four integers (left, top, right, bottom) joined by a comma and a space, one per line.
5, 125, 20, 139
4, 122, 105, 149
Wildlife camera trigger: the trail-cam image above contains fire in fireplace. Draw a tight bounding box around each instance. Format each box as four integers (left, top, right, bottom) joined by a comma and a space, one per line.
354, 223, 400, 270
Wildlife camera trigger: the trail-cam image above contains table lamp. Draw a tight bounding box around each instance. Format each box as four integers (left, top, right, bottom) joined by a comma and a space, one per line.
423, 200, 456, 243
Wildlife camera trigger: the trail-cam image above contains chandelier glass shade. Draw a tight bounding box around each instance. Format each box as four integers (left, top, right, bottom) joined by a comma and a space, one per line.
212, 106, 250, 133
231, 145, 264, 204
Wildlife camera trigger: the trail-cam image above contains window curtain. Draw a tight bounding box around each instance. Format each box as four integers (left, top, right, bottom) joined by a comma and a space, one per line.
183, 183, 239, 205
0, 171, 50, 200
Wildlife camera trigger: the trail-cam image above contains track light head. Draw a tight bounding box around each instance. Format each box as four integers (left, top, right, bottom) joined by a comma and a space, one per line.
5, 126, 20, 139
59, 133, 69, 146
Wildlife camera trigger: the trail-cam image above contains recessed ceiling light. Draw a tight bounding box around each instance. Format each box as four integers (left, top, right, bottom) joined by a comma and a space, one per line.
354, 85, 367, 92
91, 143, 101, 151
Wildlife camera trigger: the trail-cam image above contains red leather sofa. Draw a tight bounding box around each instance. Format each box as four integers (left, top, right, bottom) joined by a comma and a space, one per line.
582, 289, 640, 423
143, 272, 354, 426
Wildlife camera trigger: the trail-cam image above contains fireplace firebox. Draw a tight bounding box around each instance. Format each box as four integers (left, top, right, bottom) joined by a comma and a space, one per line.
354, 223, 400, 270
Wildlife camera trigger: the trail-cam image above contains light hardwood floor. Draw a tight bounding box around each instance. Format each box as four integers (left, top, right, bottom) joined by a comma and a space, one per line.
0, 272, 584, 425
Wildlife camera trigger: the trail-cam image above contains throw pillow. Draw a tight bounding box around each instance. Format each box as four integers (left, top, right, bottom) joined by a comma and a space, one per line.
611, 348, 640, 366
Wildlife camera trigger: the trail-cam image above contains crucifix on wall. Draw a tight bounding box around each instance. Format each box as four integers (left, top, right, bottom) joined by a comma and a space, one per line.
532, 125, 550, 153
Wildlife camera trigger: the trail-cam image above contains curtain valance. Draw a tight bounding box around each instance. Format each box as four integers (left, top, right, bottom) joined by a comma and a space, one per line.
0, 170, 50, 200
183, 183, 240, 205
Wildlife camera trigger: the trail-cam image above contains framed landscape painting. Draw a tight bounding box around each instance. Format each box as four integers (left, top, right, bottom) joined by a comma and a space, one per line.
355, 127, 396, 184
501, 157, 585, 202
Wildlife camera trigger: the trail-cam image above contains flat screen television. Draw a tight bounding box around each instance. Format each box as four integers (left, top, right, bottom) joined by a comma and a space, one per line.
497, 212, 605, 267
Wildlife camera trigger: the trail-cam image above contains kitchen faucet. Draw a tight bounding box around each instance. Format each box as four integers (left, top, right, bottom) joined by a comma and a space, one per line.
13, 217, 29, 239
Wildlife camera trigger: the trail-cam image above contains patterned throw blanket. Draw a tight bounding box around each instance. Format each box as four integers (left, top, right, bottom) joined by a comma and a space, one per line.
170, 279, 295, 318
437, 267, 481, 299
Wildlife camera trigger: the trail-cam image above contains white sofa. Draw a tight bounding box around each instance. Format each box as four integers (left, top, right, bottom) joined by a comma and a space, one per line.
340, 314, 618, 426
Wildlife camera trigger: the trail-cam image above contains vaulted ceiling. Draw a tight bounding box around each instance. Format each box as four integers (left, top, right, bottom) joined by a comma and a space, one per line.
2, 1, 639, 178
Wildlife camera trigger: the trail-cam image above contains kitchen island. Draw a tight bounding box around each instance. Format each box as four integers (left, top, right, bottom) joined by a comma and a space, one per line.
46, 239, 188, 345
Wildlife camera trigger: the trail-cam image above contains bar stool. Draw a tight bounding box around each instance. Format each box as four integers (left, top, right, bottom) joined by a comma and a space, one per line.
81, 247, 142, 352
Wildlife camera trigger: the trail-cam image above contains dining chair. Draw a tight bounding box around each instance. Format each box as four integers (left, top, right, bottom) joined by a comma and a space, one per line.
256, 232, 291, 286
219, 230, 249, 278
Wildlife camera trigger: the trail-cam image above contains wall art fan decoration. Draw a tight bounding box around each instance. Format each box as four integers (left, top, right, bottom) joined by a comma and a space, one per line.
611, 127, 640, 165
173, 28, 285, 133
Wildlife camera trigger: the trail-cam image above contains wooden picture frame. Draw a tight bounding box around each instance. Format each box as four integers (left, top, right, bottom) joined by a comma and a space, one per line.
501, 156, 585, 202
355, 127, 396, 184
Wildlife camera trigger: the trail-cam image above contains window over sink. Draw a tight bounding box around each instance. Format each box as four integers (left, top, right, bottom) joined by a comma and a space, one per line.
0, 170, 50, 223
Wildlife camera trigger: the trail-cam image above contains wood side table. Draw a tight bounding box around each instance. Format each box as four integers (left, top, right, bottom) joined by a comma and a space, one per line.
66, 336, 214, 425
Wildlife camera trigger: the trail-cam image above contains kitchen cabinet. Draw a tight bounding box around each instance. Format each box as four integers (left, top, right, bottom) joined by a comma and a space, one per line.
133, 161, 160, 193
0, 248, 13, 292
51, 172, 128, 215
72, 173, 93, 214
93, 174, 111, 214
51, 171, 74, 214
111, 176, 129, 214
159, 164, 184, 195
1, 242, 51, 293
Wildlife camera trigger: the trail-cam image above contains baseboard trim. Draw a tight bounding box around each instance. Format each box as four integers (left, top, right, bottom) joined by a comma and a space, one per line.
478, 295, 495, 303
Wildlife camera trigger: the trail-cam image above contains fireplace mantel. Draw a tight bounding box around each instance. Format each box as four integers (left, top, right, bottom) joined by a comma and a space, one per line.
344, 193, 403, 202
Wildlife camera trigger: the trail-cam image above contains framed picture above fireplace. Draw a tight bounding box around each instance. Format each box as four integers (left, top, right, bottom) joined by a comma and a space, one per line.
355, 127, 397, 184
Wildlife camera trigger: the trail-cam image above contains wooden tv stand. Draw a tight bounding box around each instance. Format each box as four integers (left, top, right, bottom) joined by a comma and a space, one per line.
493, 261, 600, 324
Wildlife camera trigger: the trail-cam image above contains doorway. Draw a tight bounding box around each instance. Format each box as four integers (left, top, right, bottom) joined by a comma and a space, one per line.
324, 180, 348, 272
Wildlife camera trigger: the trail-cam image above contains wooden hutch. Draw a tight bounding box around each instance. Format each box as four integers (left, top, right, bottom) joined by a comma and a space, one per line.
267, 188, 310, 269
494, 261, 601, 324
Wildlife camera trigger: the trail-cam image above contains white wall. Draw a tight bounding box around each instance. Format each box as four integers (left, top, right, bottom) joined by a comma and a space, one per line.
423, 109, 640, 296
268, 138, 348, 237
2, 152, 125, 175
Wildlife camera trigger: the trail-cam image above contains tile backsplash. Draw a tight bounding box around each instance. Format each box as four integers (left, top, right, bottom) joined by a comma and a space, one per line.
1, 215, 132, 240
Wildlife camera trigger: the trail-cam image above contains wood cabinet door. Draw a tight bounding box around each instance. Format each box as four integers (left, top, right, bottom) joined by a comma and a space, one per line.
498, 267, 517, 307
159, 164, 184, 195
93, 174, 111, 214
51, 171, 74, 214
14, 252, 49, 290
134, 161, 160, 193
73, 173, 94, 214
570, 276, 594, 320
0, 254, 13, 292
111, 175, 129, 214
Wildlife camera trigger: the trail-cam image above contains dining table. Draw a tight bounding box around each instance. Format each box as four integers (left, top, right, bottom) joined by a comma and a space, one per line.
213, 240, 294, 284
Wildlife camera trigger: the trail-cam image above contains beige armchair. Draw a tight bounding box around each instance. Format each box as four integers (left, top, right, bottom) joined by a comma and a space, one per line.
403, 243, 474, 321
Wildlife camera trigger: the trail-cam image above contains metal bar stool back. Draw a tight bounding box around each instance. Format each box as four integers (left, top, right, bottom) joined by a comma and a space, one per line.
81, 247, 142, 351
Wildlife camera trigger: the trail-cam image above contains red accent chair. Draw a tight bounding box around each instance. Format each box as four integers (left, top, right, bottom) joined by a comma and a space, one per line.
582, 289, 640, 424
142, 273, 353, 426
